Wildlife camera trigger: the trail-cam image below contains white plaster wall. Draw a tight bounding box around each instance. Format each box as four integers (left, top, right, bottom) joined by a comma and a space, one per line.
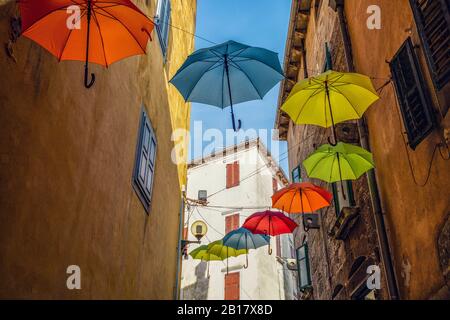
181, 145, 297, 300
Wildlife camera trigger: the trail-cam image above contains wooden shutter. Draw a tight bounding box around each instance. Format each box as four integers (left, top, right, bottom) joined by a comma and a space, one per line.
226, 163, 232, 189
233, 161, 240, 187
296, 243, 312, 289
390, 38, 435, 149
225, 214, 239, 234
224, 272, 240, 300
134, 110, 157, 212
226, 162, 239, 188
410, 0, 450, 90
157, 0, 171, 56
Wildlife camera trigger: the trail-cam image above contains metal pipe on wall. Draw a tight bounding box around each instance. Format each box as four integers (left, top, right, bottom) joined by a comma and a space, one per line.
173, 190, 186, 300
331, 0, 400, 300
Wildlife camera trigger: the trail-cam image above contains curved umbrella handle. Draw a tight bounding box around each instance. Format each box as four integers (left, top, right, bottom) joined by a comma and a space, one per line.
84, 66, 95, 89
268, 246, 273, 255
327, 135, 338, 147
244, 253, 249, 269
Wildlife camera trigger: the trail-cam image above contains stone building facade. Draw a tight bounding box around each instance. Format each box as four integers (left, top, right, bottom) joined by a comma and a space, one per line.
0, 0, 196, 299
276, 0, 449, 300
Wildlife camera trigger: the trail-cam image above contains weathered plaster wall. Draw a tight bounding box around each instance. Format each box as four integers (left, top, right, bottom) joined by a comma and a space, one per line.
0, 0, 196, 299
345, 0, 450, 300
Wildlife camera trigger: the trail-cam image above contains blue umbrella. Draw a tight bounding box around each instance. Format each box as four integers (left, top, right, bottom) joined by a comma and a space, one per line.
222, 227, 270, 268
170, 40, 284, 131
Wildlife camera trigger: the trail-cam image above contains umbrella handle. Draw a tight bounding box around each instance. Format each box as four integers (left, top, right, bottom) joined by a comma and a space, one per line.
244, 253, 249, 269
84, 66, 95, 89
327, 136, 338, 147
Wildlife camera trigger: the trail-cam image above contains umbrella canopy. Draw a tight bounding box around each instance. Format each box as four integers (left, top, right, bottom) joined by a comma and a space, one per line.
303, 142, 375, 187
207, 240, 248, 274
170, 40, 284, 131
19, 0, 154, 88
280, 70, 379, 144
206, 240, 248, 260
223, 228, 270, 268
189, 245, 224, 261
272, 182, 332, 214
242, 211, 298, 255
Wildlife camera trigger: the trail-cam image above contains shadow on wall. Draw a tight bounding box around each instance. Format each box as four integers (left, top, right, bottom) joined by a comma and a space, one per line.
182, 261, 210, 300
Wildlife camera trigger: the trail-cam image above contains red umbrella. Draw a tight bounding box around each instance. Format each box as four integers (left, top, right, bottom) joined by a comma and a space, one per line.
242, 210, 298, 255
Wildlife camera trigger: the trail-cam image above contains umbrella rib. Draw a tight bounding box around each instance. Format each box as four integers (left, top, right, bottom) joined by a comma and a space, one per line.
183, 61, 224, 103
230, 51, 284, 76
92, 11, 109, 67
58, 10, 87, 62
229, 61, 264, 99
94, 6, 148, 55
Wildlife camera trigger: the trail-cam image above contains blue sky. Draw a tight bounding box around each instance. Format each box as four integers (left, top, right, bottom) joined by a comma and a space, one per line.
188, 0, 292, 173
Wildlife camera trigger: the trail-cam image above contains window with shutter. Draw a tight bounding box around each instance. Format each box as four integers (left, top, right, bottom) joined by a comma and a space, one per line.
332, 181, 356, 216
156, 0, 171, 58
133, 109, 157, 213
291, 166, 301, 183
224, 272, 240, 300
296, 243, 312, 290
410, 0, 450, 90
226, 161, 240, 188
225, 214, 239, 234
390, 37, 435, 149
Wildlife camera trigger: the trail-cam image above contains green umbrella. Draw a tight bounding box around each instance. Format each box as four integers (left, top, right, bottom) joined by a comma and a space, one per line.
189, 245, 223, 261
189, 245, 224, 277
303, 142, 375, 197
207, 240, 248, 274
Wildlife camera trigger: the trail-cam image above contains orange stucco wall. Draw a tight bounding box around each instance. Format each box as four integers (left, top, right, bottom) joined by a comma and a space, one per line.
345, 0, 449, 299
0, 0, 196, 299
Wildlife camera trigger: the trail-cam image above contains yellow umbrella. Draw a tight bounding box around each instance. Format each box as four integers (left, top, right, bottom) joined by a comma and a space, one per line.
207, 240, 247, 274
281, 70, 379, 145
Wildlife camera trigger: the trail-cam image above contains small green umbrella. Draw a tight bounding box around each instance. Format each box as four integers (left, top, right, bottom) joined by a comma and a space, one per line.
303, 142, 375, 197
207, 240, 248, 274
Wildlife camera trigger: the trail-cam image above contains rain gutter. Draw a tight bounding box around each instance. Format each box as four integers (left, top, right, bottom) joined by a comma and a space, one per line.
330, 0, 400, 300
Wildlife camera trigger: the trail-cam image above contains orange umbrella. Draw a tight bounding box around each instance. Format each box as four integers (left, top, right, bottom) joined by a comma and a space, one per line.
272, 182, 332, 214
19, 0, 154, 88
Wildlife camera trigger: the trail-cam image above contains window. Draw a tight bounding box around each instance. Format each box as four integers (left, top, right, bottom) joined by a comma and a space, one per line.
291, 166, 301, 183
198, 190, 207, 201
225, 214, 239, 234
226, 161, 240, 189
156, 0, 171, 58
332, 181, 356, 216
390, 38, 435, 149
296, 243, 312, 290
224, 272, 240, 300
410, 0, 450, 90
133, 109, 157, 213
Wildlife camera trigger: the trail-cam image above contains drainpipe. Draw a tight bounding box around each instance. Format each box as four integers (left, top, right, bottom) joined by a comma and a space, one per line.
331, 0, 400, 300
173, 188, 186, 300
